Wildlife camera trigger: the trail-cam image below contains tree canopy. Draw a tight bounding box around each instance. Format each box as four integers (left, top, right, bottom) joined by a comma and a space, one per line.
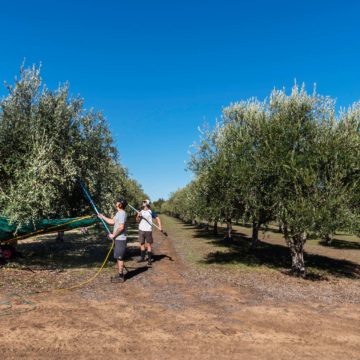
162, 85, 360, 276
0, 65, 146, 227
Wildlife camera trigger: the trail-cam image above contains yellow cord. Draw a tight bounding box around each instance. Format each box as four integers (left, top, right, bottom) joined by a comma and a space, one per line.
54, 239, 114, 292
0, 239, 115, 317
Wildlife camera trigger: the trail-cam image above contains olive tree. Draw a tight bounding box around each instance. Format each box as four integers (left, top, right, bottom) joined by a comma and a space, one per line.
189, 123, 244, 236
0, 65, 144, 226
314, 103, 360, 242
163, 84, 360, 276
222, 99, 276, 245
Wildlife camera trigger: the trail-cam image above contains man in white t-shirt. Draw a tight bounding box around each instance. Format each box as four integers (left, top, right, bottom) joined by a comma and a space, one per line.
136, 199, 162, 266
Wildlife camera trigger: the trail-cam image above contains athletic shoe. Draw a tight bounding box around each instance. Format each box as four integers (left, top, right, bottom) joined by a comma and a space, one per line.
111, 273, 125, 283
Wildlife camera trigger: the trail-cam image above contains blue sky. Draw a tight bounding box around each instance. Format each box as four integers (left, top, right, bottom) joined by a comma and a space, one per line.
1, 0, 359, 199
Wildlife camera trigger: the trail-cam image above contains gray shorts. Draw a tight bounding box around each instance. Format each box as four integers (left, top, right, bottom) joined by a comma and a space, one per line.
114, 240, 127, 260
138, 230, 153, 245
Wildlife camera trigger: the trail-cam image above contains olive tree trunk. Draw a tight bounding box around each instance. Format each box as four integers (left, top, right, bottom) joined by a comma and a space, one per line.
284, 228, 307, 277
225, 218, 232, 240
324, 234, 333, 245
213, 221, 218, 235
251, 221, 260, 248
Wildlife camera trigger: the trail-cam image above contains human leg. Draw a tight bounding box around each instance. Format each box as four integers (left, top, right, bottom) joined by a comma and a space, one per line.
145, 232, 154, 265
138, 231, 146, 262
113, 240, 127, 283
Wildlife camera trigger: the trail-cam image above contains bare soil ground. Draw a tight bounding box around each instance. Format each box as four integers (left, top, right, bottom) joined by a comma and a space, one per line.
0, 216, 359, 359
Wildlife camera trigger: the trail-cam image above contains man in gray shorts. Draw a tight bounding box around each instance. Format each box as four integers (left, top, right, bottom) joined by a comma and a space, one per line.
136, 199, 162, 266
98, 198, 128, 283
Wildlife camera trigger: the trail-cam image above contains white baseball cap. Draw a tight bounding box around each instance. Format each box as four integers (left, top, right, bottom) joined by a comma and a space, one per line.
142, 199, 151, 206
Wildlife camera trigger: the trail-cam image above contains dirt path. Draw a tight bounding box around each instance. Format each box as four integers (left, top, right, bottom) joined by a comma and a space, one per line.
1, 222, 360, 359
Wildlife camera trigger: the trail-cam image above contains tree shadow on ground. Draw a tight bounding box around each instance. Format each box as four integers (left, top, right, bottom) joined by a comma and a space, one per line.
184, 223, 248, 238
152, 254, 174, 263
11, 230, 113, 270
6, 220, 127, 269
319, 239, 360, 250
125, 246, 172, 263
6, 218, 173, 273
191, 228, 360, 280
125, 265, 148, 281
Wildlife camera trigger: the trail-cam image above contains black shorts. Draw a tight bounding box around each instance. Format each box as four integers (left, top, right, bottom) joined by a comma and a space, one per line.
138, 230, 153, 245
114, 240, 127, 260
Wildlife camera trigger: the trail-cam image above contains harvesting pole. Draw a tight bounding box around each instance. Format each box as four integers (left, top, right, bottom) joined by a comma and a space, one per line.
79, 180, 167, 237
79, 181, 111, 235
126, 202, 168, 237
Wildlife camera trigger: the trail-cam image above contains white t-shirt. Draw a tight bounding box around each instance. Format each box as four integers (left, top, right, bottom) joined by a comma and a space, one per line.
139, 209, 156, 232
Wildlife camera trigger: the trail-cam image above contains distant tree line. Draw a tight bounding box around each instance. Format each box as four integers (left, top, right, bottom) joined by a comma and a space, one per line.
0, 65, 146, 227
162, 85, 360, 276
152, 198, 166, 212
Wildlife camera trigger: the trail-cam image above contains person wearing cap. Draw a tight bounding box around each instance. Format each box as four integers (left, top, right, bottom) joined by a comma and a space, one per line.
98, 198, 128, 283
136, 199, 162, 266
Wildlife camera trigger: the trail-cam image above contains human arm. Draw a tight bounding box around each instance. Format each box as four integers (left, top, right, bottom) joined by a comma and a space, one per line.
156, 216, 162, 231
151, 211, 162, 231
98, 213, 115, 226
109, 223, 125, 240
